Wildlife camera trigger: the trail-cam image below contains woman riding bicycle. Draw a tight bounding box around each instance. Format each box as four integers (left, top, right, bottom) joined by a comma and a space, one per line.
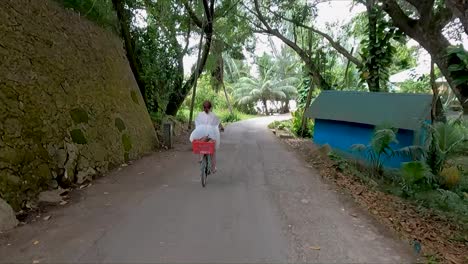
189, 100, 223, 172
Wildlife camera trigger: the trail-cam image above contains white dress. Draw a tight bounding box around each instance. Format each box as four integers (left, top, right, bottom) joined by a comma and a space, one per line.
189, 112, 221, 149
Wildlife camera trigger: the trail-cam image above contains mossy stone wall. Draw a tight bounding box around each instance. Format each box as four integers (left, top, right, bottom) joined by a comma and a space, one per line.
0, 0, 158, 210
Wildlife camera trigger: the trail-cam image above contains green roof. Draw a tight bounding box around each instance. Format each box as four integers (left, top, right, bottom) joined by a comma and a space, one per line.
305, 91, 432, 130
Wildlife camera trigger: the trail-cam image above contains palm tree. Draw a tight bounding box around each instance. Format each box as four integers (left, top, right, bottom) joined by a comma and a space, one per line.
233, 66, 297, 115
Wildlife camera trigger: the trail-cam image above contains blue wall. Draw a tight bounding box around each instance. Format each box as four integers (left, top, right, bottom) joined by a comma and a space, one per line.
314, 119, 415, 168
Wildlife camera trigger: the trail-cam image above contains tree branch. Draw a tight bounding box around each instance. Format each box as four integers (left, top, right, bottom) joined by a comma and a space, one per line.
182, 0, 203, 28
269, 9, 363, 68
182, 23, 192, 55
381, 0, 419, 36
445, 0, 468, 35
406, 0, 434, 17
252, 0, 330, 90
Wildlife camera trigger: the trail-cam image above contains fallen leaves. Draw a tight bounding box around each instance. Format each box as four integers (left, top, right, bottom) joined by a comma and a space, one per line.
281, 137, 468, 264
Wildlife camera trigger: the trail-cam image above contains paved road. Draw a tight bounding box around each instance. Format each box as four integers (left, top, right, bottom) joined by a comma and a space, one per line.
0, 116, 416, 263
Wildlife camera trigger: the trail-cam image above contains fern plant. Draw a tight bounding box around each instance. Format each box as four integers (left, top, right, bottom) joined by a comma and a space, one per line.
352, 128, 399, 176
425, 120, 465, 175
400, 161, 436, 196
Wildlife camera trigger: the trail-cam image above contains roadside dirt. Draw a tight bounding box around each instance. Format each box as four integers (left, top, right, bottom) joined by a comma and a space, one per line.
279, 137, 468, 264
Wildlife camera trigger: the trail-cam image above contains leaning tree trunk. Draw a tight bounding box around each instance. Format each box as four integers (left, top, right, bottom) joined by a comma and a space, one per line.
188, 29, 205, 129
262, 99, 269, 115
430, 59, 447, 122
223, 84, 233, 115
300, 79, 314, 137
382, 0, 468, 113
165, 0, 214, 116
112, 0, 147, 105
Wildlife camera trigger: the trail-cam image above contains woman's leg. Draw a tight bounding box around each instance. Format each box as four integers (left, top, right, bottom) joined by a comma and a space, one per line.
212, 151, 216, 173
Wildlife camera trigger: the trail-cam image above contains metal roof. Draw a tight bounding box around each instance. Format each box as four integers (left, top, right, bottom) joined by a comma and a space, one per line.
305, 91, 432, 130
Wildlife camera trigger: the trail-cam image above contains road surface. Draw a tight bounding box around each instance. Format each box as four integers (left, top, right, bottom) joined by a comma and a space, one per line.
0, 116, 416, 263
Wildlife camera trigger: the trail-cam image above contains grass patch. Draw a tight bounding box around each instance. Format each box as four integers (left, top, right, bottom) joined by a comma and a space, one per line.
173, 107, 256, 125
268, 120, 292, 130
214, 109, 256, 124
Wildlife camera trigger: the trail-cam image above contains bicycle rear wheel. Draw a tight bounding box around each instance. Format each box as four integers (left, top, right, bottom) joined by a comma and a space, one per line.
201, 155, 208, 187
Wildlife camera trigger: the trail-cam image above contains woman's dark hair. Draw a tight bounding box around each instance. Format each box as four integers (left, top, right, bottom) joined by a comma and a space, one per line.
203, 100, 212, 113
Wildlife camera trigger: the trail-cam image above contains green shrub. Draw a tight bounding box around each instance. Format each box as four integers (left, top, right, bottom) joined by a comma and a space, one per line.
352, 128, 400, 176
413, 189, 468, 219
221, 112, 240, 123
150, 111, 165, 124
291, 109, 314, 137
268, 120, 292, 130
400, 161, 436, 196
268, 121, 281, 129
176, 108, 190, 123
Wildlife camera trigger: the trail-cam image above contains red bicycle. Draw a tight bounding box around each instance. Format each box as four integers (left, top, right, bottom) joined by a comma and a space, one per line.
192, 139, 216, 187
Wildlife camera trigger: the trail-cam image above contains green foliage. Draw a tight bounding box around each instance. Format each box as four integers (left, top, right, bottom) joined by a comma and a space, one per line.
399, 76, 431, 94
425, 121, 465, 175
220, 112, 240, 123
447, 45, 468, 87
400, 161, 435, 196
176, 108, 190, 124
389, 43, 418, 75
233, 65, 298, 114
57, 0, 117, 30
352, 128, 399, 175
268, 120, 292, 131
350, 6, 407, 92
183, 75, 228, 113
268, 121, 280, 129
412, 189, 468, 220
215, 109, 255, 123
397, 120, 466, 199
291, 109, 314, 138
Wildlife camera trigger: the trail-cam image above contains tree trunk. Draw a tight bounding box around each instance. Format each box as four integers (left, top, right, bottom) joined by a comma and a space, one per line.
165, 0, 214, 116
382, 0, 468, 112
112, 0, 147, 105
430, 59, 447, 122
262, 99, 269, 115
253, 0, 331, 91
165, 34, 212, 116
366, 0, 380, 92
188, 30, 205, 129
283, 100, 290, 113
300, 79, 314, 137
223, 83, 233, 115
445, 0, 468, 36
